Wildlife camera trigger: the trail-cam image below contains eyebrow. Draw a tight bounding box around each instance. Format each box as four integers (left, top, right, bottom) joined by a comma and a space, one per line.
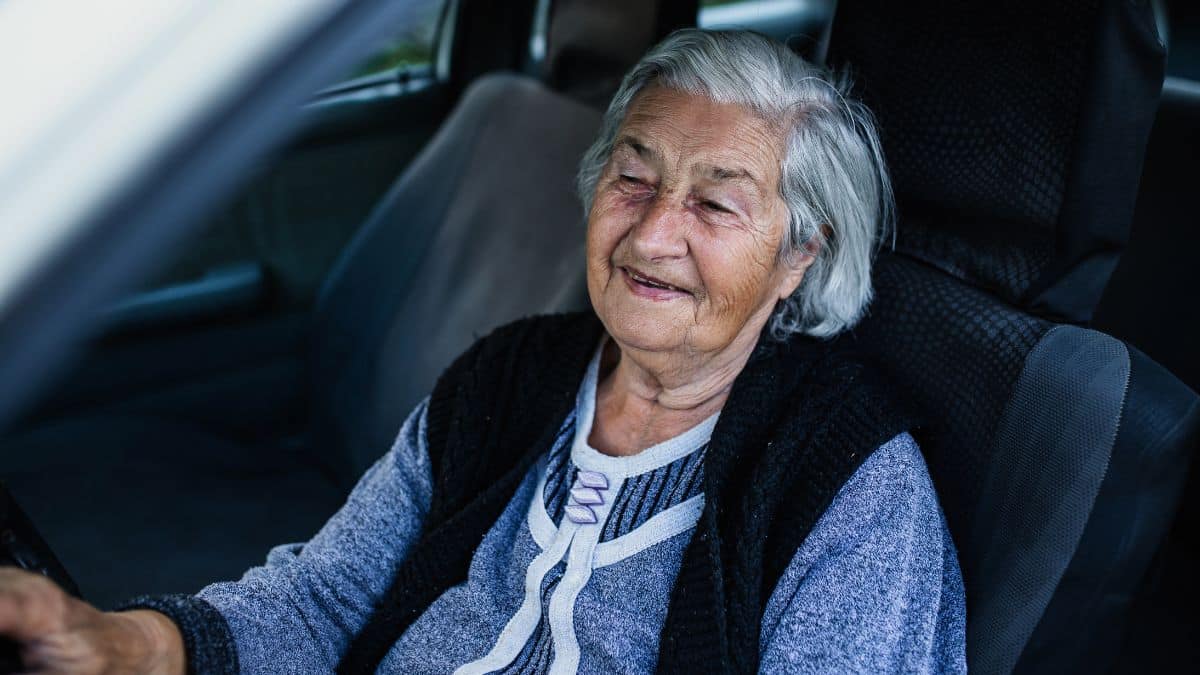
614, 135, 661, 162
703, 164, 765, 200
709, 165, 756, 182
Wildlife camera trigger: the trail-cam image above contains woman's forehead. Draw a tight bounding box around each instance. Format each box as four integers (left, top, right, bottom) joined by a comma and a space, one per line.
616, 85, 784, 187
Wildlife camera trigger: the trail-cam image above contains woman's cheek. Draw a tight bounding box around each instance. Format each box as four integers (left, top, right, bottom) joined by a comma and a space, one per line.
598, 196, 650, 250
588, 197, 624, 246
706, 238, 774, 319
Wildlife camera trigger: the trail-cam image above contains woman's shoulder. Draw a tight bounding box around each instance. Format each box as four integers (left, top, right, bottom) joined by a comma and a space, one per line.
830, 432, 944, 538
760, 432, 967, 671
852, 432, 934, 497
785, 430, 953, 576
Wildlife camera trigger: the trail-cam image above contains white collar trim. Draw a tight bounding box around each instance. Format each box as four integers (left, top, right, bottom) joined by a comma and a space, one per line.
569, 338, 719, 480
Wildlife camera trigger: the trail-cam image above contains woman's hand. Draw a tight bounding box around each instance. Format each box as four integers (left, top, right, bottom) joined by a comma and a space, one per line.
0, 567, 184, 674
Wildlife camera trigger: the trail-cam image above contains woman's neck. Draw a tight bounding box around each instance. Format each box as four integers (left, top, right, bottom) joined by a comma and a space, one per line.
587, 332, 757, 457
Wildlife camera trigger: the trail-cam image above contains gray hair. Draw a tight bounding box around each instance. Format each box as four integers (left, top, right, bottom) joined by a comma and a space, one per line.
576, 29, 894, 339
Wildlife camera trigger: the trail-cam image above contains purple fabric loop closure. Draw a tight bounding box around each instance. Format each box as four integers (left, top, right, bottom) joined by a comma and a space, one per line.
576, 471, 608, 489
570, 487, 604, 505
565, 504, 598, 524
566, 471, 609, 524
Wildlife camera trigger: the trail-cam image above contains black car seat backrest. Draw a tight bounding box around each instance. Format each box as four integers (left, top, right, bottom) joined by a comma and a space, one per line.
834, 0, 1162, 325
311, 74, 601, 481
828, 0, 1200, 672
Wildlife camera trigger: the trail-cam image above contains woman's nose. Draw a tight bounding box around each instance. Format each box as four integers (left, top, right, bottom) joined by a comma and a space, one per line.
630, 194, 689, 260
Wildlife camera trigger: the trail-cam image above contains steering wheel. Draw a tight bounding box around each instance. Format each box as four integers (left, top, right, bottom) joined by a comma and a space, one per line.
0, 480, 80, 673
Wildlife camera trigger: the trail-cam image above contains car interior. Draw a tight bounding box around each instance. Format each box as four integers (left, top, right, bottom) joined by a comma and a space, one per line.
1, 0, 1198, 672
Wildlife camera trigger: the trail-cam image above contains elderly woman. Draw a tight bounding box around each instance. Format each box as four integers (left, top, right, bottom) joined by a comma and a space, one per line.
0, 29, 964, 673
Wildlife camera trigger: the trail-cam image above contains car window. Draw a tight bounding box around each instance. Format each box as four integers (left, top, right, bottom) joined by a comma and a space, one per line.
341, 0, 446, 81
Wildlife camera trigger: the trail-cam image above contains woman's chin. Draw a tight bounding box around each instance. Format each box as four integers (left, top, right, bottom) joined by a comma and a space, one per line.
600, 310, 688, 355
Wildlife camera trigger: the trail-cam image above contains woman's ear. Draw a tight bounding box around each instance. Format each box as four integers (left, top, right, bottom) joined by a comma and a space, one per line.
776, 227, 824, 301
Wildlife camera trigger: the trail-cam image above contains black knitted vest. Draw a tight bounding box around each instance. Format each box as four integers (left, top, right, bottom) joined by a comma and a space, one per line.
337, 312, 913, 674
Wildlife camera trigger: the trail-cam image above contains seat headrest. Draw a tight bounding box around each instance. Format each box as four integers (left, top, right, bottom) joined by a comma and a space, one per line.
543, 0, 698, 108
828, 0, 1165, 322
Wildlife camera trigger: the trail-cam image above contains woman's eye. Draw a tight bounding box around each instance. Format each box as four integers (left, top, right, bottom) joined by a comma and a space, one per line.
619, 174, 642, 185
702, 200, 731, 214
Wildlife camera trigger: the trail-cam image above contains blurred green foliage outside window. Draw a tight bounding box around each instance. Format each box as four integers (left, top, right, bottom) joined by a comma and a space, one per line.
350, 0, 445, 78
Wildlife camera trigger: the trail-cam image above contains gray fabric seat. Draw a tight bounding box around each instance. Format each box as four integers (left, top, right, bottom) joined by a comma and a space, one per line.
310, 73, 602, 480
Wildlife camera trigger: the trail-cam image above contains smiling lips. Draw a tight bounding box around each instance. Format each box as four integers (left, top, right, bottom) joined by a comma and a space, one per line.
621, 266, 691, 300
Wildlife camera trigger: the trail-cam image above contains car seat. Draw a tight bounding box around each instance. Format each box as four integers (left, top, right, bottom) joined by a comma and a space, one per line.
827, 0, 1200, 672
309, 73, 603, 481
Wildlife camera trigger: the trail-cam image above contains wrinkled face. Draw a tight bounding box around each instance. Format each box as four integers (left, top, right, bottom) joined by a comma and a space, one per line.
586, 85, 809, 357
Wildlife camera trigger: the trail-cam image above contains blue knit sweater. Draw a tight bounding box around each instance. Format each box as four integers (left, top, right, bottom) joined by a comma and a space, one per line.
130, 346, 966, 673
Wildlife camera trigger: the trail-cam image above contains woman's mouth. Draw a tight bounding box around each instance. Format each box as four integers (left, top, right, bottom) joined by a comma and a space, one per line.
620, 267, 691, 300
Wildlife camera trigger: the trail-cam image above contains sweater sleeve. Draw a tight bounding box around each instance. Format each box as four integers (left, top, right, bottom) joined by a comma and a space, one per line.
757, 432, 967, 674
123, 398, 435, 674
